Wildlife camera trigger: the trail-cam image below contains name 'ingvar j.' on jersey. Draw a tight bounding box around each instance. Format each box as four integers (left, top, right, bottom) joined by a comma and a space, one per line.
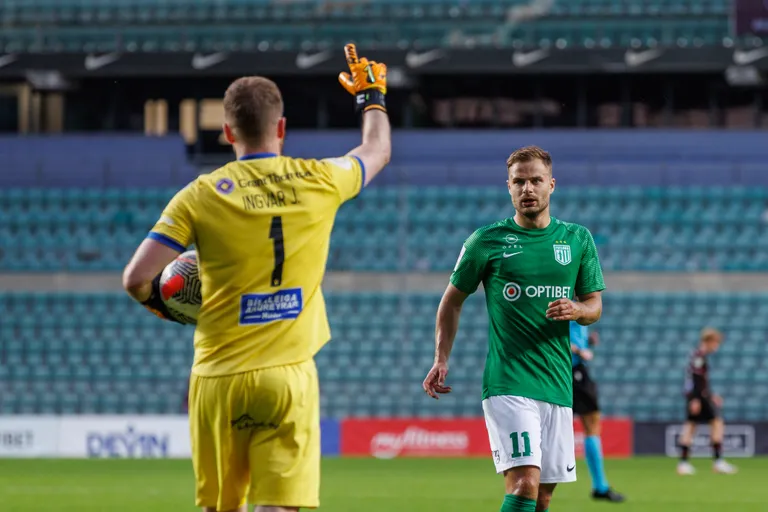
149, 152, 365, 377
451, 217, 605, 408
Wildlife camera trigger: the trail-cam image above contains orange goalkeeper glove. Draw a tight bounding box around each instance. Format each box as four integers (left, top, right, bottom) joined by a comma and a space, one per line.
338, 43, 387, 114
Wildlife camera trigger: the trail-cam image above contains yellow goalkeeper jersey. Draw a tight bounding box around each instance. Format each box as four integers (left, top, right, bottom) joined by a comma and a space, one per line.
148, 152, 365, 376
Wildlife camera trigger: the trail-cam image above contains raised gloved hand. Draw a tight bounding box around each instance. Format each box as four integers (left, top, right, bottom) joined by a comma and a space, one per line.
338, 43, 387, 114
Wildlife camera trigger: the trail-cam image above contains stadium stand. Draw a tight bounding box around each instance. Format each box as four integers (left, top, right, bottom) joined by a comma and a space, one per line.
3, 291, 768, 422
2, 132, 768, 272
3, 185, 768, 272
0, 0, 759, 52
1, 134, 767, 421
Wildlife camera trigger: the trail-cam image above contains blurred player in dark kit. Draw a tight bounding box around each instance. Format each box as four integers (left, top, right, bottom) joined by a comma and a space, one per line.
677, 328, 737, 475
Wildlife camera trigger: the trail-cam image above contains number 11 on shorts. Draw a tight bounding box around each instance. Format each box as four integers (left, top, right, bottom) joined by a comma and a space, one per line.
510, 431, 532, 458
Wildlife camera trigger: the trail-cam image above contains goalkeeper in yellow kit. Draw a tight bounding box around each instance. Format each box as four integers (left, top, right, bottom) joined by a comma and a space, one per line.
122, 45, 390, 512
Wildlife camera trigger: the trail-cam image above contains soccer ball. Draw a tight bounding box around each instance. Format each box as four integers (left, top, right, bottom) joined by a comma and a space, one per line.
159, 250, 202, 325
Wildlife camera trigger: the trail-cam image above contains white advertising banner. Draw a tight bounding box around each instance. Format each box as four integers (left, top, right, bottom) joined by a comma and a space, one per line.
58, 416, 191, 459
665, 424, 756, 458
0, 416, 60, 458
0, 416, 191, 459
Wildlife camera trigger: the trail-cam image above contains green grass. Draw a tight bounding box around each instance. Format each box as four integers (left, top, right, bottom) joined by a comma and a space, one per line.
0, 457, 764, 511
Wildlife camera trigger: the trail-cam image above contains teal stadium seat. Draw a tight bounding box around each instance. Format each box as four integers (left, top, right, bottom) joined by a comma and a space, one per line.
3, 290, 766, 419
5, 183, 768, 271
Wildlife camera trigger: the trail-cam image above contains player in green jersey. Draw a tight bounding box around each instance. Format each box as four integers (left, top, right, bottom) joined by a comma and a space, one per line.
423, 146, 606, 512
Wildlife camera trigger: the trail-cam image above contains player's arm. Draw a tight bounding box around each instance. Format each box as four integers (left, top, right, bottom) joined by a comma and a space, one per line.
123, 241, 184, 323
424, 284, 467, 399
435, 284, 469, 365
570, 335, 594, 361
122, 182, 196, 322
346, 109, 390, 187
123, 239, 181, 303
423, 232, 487, 399
691, 370, 709, 398
575, 291, 602, 325
571, 343, 589, 357
338, 44, 391, 187
547, 291, 602, 325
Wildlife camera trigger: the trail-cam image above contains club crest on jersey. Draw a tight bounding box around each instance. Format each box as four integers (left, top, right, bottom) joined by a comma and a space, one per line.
216, 178, 235, 195
553, 242, 571, 266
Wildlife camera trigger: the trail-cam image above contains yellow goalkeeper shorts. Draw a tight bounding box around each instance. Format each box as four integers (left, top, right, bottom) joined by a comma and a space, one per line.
188, 358, 320, 510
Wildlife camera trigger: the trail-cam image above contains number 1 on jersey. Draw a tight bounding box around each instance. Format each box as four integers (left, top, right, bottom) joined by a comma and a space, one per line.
269, 216, 284, 287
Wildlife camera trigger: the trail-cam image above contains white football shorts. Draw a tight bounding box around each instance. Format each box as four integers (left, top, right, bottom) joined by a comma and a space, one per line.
482, 395, 576, 484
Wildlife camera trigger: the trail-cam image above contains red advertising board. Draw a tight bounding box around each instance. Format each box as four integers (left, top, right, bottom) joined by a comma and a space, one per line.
341, 419, 490, 458
342, 417, 633, 458
574, 418, 633, 458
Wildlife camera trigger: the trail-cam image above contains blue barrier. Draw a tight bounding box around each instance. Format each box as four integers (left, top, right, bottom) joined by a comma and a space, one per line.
0, 131, 766, 187
320, 418, 340, 456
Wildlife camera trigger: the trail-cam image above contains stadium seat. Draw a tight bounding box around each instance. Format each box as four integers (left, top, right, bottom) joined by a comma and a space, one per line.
0, 290, 765, 420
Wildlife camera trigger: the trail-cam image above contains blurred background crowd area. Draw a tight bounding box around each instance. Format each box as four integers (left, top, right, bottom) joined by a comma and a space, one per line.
1, 0, 768, 425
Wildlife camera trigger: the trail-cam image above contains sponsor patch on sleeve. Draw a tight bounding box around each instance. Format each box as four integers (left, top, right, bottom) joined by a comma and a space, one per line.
239, 288, 303, 325
323, 157, 355, 171
453, 245, 466, 271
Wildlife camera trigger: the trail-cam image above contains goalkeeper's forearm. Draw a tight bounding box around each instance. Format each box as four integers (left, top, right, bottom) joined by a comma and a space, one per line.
434, 297, 463, 364
348, 109, 391, 186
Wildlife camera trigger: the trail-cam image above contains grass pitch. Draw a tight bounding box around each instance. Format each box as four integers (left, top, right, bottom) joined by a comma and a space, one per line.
0, 457, 764, 511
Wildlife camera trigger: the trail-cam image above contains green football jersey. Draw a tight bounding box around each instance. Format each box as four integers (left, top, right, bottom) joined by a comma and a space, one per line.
450, 216, 605, 407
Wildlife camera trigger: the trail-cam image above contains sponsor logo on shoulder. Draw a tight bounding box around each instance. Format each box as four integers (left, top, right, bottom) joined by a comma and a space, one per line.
454, 245, 467, 271
323, 156, 354, 171
215, 177, 235, 195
